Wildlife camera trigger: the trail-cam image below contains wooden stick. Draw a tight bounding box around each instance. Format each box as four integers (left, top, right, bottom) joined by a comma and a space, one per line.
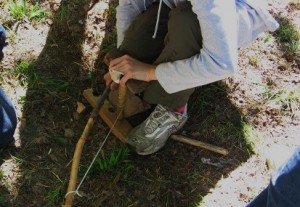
117, 84, 127, 120
83, 88, 132, 142
171, 135, 229, 156
64, 86, 110, 207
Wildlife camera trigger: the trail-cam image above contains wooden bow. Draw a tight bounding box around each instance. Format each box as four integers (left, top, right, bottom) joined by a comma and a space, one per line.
63, 85, 110, 206
63, 48, 129, 206
63, 84, 127, 206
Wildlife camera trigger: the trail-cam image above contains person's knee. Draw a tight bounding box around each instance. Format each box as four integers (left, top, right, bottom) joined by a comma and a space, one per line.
0, 88, 17, 146
169, 2, 198, 29
164, 1, 202, 56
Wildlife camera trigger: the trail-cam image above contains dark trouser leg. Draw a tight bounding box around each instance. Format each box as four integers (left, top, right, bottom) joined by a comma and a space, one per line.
143, 2, 202, 109
0, 88, 17, 147
246, 147, 300, 207
114, 3, 169, 120
119, 2, 202, 110
119, 3, 170, 64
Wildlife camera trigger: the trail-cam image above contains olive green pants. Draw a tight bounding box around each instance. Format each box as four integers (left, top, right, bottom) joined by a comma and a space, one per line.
119, 2, 202, 109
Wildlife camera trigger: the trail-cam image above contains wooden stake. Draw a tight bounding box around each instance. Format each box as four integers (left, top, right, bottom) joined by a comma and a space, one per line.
171, 135, 229, 156
117, 84, 127, 120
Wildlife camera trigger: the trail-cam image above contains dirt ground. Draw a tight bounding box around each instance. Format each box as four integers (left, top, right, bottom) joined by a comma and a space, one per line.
0, 0, 299, 207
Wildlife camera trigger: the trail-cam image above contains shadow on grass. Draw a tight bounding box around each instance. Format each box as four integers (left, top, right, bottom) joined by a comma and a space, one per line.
0, 0, 253, 206
71, 83, 253, 207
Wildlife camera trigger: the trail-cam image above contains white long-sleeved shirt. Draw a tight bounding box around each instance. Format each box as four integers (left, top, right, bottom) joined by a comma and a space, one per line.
116, 0, 279, 94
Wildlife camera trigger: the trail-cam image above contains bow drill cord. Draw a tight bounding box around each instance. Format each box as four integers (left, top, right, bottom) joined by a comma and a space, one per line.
65, 109, 123, 198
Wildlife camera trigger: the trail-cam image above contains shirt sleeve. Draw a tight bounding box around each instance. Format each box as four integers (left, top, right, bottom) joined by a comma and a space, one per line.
156, 0, 238, 94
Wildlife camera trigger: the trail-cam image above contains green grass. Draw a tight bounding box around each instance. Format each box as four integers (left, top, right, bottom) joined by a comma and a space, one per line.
46, 186, 63, 206
0, 60, 72, 95
27, 2, 49, 21
8, 0, 27, 21
188, 85, 225, 117
52, 136, 68, 145
0, 170, 3, 180
79, 147, 134, 179
188, 84, 256, 153
18, 95, 27, 110
57, 5, 69, 21
8, 0, 49, 22
242, 122, 263, 154
263, 85, 300, 118
94, 147, 131, 172
12, 60, 71, 94
274, 16, 299, 54
248, 55, 260, 67
10, 155, 25, 164
264, 34, 272, 43
0, 193, 9, 204
14, 61, 36, 86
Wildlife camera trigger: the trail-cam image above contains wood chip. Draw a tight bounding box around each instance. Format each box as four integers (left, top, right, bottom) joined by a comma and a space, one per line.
76, 101, 86, 114
64, 128, 75, 138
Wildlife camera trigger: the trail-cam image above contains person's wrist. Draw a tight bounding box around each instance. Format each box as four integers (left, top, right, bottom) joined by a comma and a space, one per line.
147, 66, 157, 81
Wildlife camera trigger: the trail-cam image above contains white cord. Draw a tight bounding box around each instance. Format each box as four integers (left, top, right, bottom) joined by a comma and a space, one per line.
65, 110, 123, 198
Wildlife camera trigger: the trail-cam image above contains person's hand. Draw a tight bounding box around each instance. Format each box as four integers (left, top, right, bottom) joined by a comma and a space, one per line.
109, 55, 157, 86
103, 72, 119, 91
